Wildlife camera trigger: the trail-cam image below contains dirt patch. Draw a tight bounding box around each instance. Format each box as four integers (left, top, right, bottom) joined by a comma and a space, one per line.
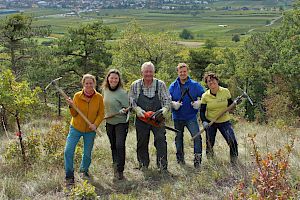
175, 41, 204, 48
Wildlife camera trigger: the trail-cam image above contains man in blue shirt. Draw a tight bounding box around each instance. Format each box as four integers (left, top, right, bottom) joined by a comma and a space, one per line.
169, 63, 205, 168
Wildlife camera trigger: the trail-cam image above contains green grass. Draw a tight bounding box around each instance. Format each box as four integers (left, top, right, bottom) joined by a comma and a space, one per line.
0, 117, 299, 199
26, 8, 282, 44
0, 8, 283, 48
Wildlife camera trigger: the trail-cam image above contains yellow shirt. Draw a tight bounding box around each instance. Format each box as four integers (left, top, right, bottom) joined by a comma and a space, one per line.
69, 90, 104, 132
201, 86, 231, 123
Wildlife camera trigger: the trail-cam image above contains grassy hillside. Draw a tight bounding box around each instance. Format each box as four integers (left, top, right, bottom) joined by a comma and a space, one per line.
0, 117, 299, 199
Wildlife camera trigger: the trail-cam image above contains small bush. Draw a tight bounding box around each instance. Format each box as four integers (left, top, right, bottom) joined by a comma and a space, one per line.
232, 34, 240, 42
4, 122, 82, 167
4, 132, 42, 164
69, 180, 97, 200
179, 29, 194, 40
229, 134, 297, 199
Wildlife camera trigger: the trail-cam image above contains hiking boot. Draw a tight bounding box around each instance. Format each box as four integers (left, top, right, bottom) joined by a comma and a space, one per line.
138, 163, 149, 171
65, 177, 75, 188
206, 149, 215, 159
177, 159, 186, 165
194, 153, 202, 169
79, 171, 90, 180
117, 171, 124, 180
230, 156, 238, 167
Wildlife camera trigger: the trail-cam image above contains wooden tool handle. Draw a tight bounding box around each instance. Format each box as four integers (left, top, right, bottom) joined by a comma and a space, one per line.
54, 84, 101, 136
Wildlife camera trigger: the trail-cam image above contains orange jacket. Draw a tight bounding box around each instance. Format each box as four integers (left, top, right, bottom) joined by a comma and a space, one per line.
69, 90, 104, 133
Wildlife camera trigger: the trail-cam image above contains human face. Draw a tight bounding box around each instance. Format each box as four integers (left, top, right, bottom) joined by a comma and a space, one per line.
108, 73, 120, 89
83, 78, 95, 93
206, 76, 219, 91
142, 66, 154, 82
177, 66, 188, 82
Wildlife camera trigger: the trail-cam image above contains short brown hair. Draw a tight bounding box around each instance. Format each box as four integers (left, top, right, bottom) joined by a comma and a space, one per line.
203, 72, 219, 83
176, 63, 188, 71
102, 69, 123, 90
81, 74, 96, 86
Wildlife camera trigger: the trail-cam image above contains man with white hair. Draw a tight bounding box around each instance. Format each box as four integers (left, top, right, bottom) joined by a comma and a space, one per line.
129, 61, 171, 172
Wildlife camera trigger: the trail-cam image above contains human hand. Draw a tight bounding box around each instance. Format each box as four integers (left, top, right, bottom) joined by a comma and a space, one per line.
160, 107, 168, 117
171, 101, 182, 110
135, 106, 145, 118
202, 121, 209, 129
89, 124, 97, 131
119, 108, 127, 114
191, 100, 201, 109
66, 97, 74, 106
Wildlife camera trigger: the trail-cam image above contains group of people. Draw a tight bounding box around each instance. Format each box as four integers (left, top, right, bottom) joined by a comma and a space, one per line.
64, 61, 239, 186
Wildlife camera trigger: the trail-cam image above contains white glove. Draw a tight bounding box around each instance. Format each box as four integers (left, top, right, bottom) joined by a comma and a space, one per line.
171, 101, 182, 110
191, 100, 201, 109
119, 108, 127, 114
160, 107, 168, 117
134, 106, 145, 118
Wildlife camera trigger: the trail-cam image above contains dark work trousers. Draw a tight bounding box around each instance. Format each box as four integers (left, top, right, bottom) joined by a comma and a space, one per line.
135, 79, 168, 170
205, 121, 238, 161
135, 118, 168, 170
106, 122, 129, 172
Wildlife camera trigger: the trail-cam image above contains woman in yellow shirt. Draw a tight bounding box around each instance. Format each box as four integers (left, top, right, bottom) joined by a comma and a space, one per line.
65, 74, 104, 186
200, 72, 238, 165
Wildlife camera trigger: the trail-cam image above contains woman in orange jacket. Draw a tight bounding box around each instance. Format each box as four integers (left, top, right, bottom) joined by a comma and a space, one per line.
64, 74, 104, 186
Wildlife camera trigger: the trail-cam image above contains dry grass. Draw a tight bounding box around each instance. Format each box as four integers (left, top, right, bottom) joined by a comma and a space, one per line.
0, 119, 299, 199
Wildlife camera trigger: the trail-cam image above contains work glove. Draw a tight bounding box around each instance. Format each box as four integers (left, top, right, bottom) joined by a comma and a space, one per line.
119, 108, 127, 114
202, 121, 209, 129
160, 107, 168, 117
191, 100, 201, 109
171, 101, 182, 110
155, 107, 168, 118
134, 106, 145, 118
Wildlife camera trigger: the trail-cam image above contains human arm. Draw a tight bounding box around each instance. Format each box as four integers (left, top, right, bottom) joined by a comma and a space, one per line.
159, 80, 171, 115
68, 94, 79, 117
93, 95, 105, 128
129, 80, 146, 117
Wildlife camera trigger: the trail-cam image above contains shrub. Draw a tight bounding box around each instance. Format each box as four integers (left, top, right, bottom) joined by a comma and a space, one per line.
229, 134, 297, 199
232, 34, 240, 42
69, 180, 97, 200
4, 122, 82, 167
179, 29, 194, 40
4, 131, 42, 164
264, 76, 297, 127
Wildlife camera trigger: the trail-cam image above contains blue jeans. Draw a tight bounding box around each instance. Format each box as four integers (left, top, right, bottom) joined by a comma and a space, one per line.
205, 121, 238, 160
64, 126, 96, 178
174, 119, 202, 161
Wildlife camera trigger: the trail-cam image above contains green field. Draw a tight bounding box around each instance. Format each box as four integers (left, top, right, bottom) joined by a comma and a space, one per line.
1, 8, 284, 47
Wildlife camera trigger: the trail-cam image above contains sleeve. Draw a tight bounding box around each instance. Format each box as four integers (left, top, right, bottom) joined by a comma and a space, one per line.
129, 81, 138, 108
227, 98, 233, 106
200, 103, 210, 122
200, 93, 207, 104
226, 88, 232, 106
226, 88, 232, 99
69, 94, 78, 117
169, 83, 174, 100
159, 81, 171, 109
121, 90, 130, 108
94, 95, 105, 127
197, 83, 205, 99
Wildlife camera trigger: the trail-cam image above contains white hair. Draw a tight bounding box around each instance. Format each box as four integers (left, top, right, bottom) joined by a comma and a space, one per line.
141, 61, 155, 72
